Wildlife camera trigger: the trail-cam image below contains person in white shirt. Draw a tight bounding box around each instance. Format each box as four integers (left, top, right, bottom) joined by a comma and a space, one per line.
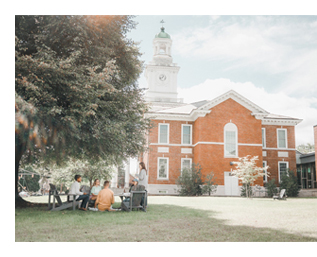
69, 175, 89, 211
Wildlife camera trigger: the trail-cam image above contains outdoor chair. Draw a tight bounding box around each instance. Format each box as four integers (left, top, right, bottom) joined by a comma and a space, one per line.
121, 185, 147, 212
48, 184, 90, 211
273, 188, 287, 200
48, 184, 80, 211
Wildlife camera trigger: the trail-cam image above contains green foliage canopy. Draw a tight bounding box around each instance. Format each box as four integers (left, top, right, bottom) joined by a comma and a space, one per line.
15, 15, 151, 198
15, 15, 150, 164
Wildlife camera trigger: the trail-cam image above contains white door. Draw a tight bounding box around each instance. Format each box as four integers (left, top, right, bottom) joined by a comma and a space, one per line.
224, 172, 239, 196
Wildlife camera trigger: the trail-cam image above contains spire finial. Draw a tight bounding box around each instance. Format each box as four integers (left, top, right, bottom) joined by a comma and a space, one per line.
160, 20, 165, 32
160, 19, 165, 28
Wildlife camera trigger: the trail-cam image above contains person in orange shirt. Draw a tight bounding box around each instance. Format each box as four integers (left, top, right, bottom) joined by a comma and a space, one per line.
94, 180, 115, 211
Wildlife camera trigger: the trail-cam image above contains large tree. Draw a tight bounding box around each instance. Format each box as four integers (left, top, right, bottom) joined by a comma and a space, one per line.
15, 15, 151, 205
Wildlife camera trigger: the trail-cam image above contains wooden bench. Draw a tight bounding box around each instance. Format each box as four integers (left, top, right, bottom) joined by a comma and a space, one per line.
48, 184, 90, 211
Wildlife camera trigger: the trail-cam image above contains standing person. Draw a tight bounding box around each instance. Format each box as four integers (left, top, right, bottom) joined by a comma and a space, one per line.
136, 162, 148, 190
94, 181, 115, 211
69, 175, 89, 211
136, 162, 148, 209
90, 179, 102, 201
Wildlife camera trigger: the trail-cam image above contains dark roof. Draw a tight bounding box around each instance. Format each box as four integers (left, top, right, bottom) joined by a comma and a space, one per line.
299, 152, 315, 158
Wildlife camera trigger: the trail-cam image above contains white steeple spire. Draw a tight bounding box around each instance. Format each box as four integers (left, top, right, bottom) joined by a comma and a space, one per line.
144, 22, 182, 103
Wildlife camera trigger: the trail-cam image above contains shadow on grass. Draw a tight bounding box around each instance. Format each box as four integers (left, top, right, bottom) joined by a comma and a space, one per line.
15, 203, 317, 242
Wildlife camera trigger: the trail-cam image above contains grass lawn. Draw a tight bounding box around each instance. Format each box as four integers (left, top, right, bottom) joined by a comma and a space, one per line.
15, 195, 317, 242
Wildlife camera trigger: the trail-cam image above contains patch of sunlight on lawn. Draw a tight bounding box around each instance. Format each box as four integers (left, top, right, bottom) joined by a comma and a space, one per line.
148, 196, 317, 239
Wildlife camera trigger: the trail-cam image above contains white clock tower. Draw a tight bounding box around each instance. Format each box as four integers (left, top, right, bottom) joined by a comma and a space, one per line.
144, 23, 182, 103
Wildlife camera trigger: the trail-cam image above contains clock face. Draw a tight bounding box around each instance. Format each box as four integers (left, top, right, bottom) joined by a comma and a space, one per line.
159, 74, 166, 81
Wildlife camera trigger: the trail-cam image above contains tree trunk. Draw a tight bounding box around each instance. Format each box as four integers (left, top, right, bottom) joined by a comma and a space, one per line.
15, 141, 28, 207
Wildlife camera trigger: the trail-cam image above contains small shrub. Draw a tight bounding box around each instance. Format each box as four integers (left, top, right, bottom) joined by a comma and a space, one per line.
280, 170, 300, 197
265, 179, 278, 197
202, 173, 218, 195
177, 163, 217, 196
177, 163, 204, 196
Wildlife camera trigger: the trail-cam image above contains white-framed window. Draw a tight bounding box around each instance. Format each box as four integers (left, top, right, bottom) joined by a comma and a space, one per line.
278, 161, 289, 183
158, 123, 169, 144
181, 158, 192, 175
262, 128, 266, 148
263, 161, 268, 183
224, 123, 238, 157
157, 157, 169, 180
277, 128, 287, 149
182, 124, 192, 145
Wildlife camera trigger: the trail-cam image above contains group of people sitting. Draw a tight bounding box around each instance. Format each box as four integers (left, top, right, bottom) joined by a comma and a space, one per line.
68, 162, 148, 212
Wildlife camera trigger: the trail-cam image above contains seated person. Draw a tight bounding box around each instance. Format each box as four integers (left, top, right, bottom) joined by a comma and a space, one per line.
69, 175, 89, 211
94, 181, 115, 211
123, 178, 139, 203
121, 179, 146, 211
90, 179, 102, 201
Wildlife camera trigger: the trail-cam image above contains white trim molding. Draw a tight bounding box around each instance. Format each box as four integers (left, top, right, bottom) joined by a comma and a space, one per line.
157, 157, 169, 180
150, 142, 263, 147
278, 151, 289, 158
181, 148, 192, 154
181, 124, 192, 145
262, 119, 302, 126
158, 123, 169, 144
158, 147, 169, 153
262, 128, 266, 148
145, 110, 211, 121
277, 128, 288, 149
238, 143, 262, 147
278, 161, 289, 183
181, 158, 192, 175
263, 147, 296, 151
193, 141, 223, 146
198, 90, 269, 115
224, 123, 238, 158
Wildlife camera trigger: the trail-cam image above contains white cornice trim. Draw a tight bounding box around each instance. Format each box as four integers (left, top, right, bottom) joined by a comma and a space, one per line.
149, 142, 263, 147
252, 113, 268, 120
198, 90, 269, 115
263, 147, 297, 151
238, 143, 263, 147
145, 109, 211, 121
193, 142, 223, 147
262, 119, 302, 126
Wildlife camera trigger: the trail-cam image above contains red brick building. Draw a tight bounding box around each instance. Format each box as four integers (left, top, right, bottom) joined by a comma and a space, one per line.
141, 26, 302, 196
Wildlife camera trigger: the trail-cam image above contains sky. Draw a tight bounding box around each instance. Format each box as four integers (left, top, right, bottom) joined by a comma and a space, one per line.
127, 15, 317, 146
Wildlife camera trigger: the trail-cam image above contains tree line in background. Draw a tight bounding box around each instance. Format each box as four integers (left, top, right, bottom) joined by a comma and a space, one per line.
15, 15, 152, 205
296, 143, 315, 154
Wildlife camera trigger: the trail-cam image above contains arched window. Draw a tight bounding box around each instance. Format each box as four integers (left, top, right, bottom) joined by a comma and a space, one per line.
224, 123, 238, 157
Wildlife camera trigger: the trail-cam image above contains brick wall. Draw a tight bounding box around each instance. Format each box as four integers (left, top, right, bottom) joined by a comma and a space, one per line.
145, 98, 298, 188
147, 120, 194, 184
193, 98, 263, 186
262, 125, 296, 185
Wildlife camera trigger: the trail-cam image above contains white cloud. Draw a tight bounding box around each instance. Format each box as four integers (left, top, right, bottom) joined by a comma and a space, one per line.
177, 78, 317, 145
173, 16, 317, 97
